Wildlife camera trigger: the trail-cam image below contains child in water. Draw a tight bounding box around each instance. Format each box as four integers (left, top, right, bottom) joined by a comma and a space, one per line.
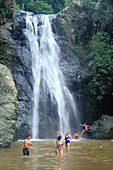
73, 132, 79, 140
56, 136, 64, 154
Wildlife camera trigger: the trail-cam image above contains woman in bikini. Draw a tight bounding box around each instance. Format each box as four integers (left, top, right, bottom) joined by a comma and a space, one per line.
56, 136, 64, 154
64, 131, 72, 148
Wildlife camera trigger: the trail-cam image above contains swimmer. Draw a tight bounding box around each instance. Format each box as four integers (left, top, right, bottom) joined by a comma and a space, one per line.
64, 131, 72, 148
55, 129, 60, 140
23, 135, 34, 155
56, 136, 64, 155
80, 123, 91, 138
73, 132, 79, 140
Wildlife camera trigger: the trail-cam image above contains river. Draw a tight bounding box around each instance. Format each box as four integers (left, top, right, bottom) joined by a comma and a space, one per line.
0, 139, 113, 170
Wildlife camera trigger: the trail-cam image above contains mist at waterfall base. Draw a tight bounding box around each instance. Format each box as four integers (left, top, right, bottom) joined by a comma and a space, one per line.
24, 14, 79, 139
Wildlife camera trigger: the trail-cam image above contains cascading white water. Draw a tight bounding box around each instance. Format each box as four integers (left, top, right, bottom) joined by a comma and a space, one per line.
24, 14, 78, 138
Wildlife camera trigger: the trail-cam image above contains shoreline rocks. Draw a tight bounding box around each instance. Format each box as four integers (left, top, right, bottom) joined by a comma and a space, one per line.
89, 115, 113, 139
0, 64, 17, 147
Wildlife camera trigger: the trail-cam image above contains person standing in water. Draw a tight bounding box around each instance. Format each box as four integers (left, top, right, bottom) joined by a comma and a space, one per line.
80, 123, 91, 138
56, 136, 64, 154
64, 131, 72, 148
80, 129, 85, 137
23, 135, 34, 155
73, 132, 79, 140
55, 129, 60, 140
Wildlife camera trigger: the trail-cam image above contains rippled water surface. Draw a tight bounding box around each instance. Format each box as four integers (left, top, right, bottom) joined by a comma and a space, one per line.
1, 139, 113, 170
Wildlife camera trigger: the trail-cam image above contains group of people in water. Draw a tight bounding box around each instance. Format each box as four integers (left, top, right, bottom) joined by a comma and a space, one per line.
23, 123, 91, 155
55, 123, 91, 154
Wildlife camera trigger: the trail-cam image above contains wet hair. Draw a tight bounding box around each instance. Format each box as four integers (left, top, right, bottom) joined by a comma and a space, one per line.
58, 136, 62, 141
27, 135, 31, 138
66, 131, 69, 135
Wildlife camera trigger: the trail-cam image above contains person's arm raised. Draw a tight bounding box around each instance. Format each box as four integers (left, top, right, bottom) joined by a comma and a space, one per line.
80, 124, 84, 126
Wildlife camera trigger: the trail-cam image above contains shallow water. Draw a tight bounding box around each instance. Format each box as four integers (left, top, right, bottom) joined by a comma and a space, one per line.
0, 139, 113, 170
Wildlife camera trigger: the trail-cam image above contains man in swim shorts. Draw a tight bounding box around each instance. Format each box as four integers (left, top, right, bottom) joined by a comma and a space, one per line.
23, 135, 34, 155
80, 123, 91, 138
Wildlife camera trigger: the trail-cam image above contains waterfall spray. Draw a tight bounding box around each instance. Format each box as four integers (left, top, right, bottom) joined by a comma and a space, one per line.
24, 14, 78, 138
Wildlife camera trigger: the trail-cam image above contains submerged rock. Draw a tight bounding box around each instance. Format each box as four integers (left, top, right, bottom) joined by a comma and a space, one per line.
89, 115, 113, 139
0, 64, 17, 147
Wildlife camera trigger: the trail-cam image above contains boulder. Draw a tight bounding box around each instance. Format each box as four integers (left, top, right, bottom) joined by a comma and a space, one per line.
89, 115, 113, 139
0, 64, 17, 147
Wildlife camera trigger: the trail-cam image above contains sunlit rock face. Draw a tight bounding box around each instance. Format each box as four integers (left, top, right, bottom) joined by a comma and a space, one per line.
0, 64, 17, 148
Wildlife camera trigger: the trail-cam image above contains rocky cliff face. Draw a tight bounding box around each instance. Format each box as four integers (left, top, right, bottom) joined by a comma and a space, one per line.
7, 11, 33, 140
0, 64, 17, 147
0, 0, 89, 140
89, 115, 113, 139
2, 10, 89, 139
0, 0, 15, 25
56, 1, 94, 46
1, 0, 112, 140
0, 0, 18, 147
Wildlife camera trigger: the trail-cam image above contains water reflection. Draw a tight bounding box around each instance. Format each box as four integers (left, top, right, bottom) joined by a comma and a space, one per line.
23, 157, 31, 169
0, 140, 113, 170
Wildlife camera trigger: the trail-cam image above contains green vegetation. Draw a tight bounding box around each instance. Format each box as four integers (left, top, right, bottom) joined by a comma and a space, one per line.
15, 0, 66, 14
0, 5, 9, 25
87, 32, 113, 117
0, 5, 8, 66
24, 1, 53, 14
71, 0, 113, 119
0, 43, 8, 66
0, 0, 113, 119
65, 0, 73, 7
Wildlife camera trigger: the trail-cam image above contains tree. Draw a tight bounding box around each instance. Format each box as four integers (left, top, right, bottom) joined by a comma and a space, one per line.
24, 1, 53, 14
86, 32, 113, 116
45, 0, 65, 13
15, 0, 66, 14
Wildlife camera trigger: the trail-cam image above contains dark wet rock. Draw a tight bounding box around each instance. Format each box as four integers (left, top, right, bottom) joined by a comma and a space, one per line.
6, 10, 89, 139
7, 11, 34, 140
0, 5, 90, 140
89, 115, 113, 139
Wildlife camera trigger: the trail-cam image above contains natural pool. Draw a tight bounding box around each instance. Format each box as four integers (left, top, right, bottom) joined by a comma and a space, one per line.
0, 139, 113, 170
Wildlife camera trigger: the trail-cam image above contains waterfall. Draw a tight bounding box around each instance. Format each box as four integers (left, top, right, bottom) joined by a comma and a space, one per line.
24, 14, 78, 138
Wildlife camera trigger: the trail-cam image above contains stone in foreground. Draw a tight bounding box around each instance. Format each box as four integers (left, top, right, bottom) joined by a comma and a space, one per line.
0, 64, 17, 147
